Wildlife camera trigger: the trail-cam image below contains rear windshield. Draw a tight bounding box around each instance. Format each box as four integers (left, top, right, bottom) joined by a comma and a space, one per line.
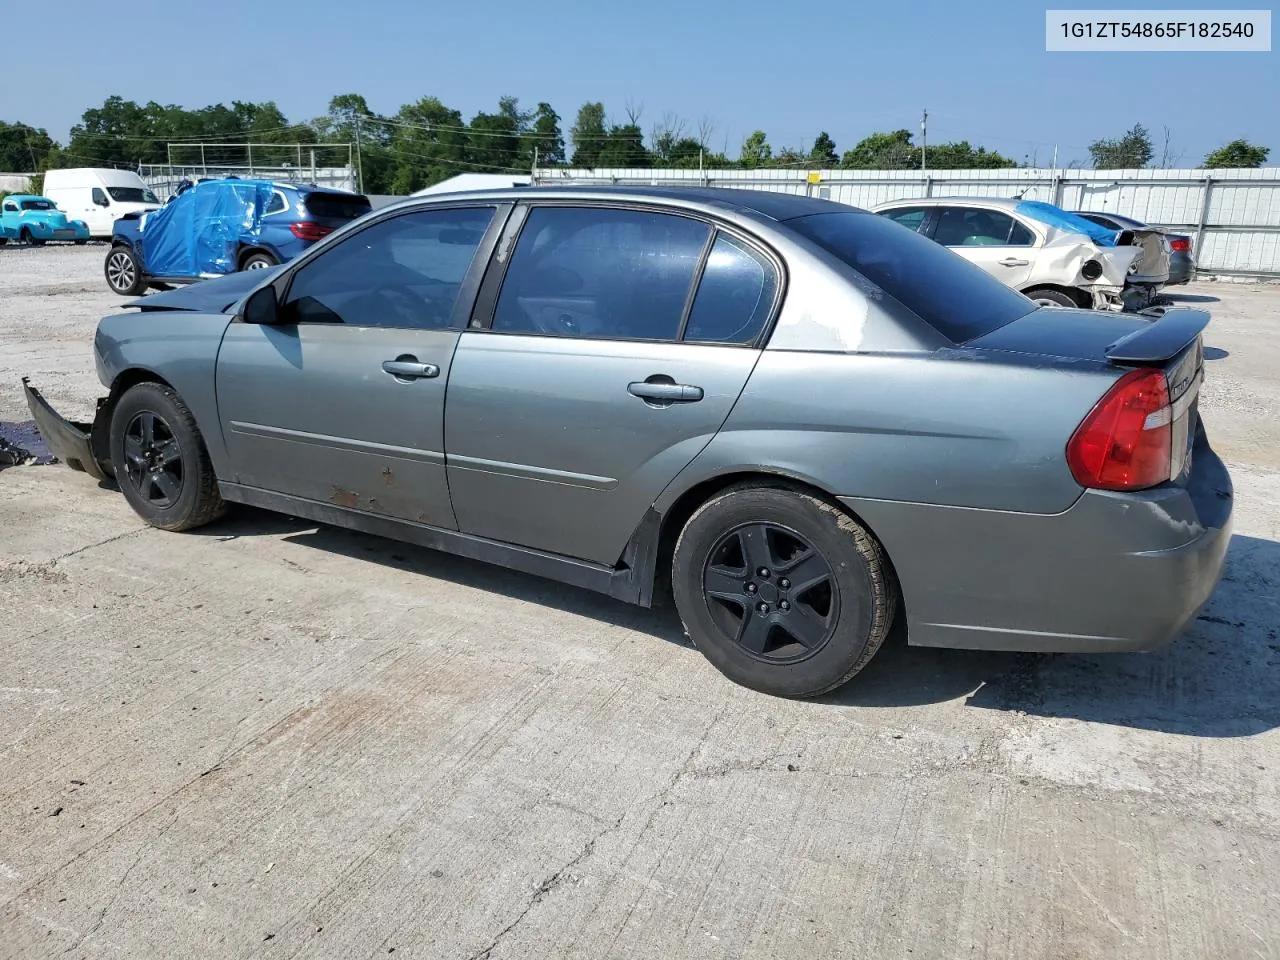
787, 211, 1036, 343
107, 186, 160, 204
304, 192, 372, 221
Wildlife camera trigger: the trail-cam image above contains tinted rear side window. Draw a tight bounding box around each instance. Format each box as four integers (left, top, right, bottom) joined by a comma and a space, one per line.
305, 192, 372, 220
787, 211, 1035, 343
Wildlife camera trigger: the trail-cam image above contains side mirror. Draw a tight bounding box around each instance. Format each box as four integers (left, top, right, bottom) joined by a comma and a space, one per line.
243, 285, 281, 325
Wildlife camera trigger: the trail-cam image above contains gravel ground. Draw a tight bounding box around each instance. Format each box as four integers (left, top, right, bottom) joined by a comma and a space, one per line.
2, 246, 1280, 959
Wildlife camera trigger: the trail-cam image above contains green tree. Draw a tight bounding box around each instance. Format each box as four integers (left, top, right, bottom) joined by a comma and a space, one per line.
0, 121, 57, 172
314, 94, 395, 194
467, 96, 524, 172
1089, 123, 1153, 168
1203, 138, 1269, 168
738, 130, 772, 168
598, 123, 650, 167
388, 96, 469, 193
809, 131, 838, 166
570, 102, 607, 167
523, 102, 565, 167
840, 129, 918, 169
925, 140, 1016, 169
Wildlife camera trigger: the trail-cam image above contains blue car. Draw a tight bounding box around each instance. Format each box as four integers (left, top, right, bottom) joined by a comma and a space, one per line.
0, 194, 91, 245
104, 178, 371, 296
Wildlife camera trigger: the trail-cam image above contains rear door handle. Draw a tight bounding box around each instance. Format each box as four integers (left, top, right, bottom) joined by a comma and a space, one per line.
382, 359, 440, 380
999, 257, 1030, 267
628, 381, 704, 403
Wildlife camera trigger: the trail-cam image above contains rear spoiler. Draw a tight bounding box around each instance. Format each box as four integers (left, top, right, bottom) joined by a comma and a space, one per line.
1105, 307, 1210, 365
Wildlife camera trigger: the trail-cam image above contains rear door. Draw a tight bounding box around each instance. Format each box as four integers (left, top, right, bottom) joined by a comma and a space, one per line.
928, 205, 1038, 290
215, 202, 508, 528
443, 203, 781, 565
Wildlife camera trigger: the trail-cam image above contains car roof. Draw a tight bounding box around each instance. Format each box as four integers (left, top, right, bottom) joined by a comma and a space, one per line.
398, 185, 861, 221
3, 194, 45, 202
1076, 209, 1146, 226
879, 196, 1024, 211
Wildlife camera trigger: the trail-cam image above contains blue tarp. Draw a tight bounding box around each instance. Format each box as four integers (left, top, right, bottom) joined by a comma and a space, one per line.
1014, 201, 1120, 247
139, 179, 275, 276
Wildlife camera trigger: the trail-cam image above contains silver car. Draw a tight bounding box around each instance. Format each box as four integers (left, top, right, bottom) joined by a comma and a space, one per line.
24, 187, 1232, 698
872, 197, 1171, 311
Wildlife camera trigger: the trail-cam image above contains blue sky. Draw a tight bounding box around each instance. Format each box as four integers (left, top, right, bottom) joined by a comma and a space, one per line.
4, 0, 1275, 166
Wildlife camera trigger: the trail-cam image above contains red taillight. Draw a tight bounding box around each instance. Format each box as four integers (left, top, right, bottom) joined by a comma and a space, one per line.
1169, 237, 1190, 252
1067, 369, 1172, 491
290, 221, 333, 242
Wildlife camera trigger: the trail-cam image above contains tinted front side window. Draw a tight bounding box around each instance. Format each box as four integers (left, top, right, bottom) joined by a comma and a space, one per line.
788, 211, 1035, 343
881, 207, 928, 232
107, 187, 160, 204
492, 206, 710, 341
684, 234, 778, 344
283, 207, 495, 329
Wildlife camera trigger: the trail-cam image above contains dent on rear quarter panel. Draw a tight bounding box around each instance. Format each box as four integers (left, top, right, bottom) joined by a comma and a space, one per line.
705, 349, 1111, 514
96, 311, 236, 473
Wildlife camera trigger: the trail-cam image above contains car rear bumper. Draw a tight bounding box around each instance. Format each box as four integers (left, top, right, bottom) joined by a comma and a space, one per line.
843, 424, 1234, 653
21, 379, 113, 481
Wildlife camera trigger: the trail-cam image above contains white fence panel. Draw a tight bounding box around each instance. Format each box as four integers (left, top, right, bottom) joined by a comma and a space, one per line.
535, 166, 1280, 276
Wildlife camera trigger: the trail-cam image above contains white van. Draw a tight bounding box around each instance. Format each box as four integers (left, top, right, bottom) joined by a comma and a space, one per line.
42, 168, 163, 239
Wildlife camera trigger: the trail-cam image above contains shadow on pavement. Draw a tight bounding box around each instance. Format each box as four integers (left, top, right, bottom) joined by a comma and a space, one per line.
1166, 292, 1221, 304
827, 534, 1280, 737
194, 509, 1280, 736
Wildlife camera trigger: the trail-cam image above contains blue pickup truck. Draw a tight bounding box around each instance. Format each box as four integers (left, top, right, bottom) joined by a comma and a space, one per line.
0, 195, 91, 245
103, 177, 372, 296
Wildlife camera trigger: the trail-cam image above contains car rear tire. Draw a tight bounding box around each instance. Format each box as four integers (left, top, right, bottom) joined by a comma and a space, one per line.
109, 382, 226, 532
1025, 287, 1078, 308
105, 245, 147, 296
241, 251, 278, 271
671, 483, 897, 698
74, 239, 88, 246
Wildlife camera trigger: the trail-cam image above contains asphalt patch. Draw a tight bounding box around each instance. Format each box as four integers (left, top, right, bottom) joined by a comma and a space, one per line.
0, 420, 56, 467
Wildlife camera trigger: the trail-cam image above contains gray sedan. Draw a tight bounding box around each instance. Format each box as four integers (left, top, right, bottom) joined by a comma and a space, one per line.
24, 186, 1233, 697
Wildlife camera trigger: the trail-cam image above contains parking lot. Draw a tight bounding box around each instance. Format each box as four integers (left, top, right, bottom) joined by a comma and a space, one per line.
2, 244, 1280, 959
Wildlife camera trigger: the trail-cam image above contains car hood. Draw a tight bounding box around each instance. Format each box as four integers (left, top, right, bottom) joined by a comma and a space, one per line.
125, 267, 283, 313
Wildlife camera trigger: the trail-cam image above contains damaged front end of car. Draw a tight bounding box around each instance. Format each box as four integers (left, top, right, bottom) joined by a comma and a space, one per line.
21, 378, 114, 481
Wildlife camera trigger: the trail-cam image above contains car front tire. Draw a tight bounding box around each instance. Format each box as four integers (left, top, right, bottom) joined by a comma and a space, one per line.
671, 483, 897, 698
109, 382, 226, 532
105, 245, 147, 296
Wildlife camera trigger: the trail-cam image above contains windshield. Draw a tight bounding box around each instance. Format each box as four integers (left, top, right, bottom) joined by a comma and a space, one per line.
107, 186, 160, 205
20, 199, 55, 211
788, 211, 1036, 344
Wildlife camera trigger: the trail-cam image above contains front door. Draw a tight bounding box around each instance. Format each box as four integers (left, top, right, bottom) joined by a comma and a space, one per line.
445, 204, 782, 566
215, 203, 507, 528
927, 205, 1038, 290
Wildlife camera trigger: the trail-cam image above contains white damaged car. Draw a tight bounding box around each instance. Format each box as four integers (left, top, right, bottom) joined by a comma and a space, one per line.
872, 197, 1169, 312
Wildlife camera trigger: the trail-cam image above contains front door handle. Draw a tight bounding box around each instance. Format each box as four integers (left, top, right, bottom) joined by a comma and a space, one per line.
627, 380, 704, 403
999, 257, 1030, 267
382, 358, 440, 380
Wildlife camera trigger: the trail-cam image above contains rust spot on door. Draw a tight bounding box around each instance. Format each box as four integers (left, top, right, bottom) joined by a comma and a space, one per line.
330, 487, 359, 509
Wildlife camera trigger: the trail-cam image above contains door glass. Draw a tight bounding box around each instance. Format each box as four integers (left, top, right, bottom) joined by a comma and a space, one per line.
492, 206, 710, 341
684, 234, 778, 344
92, 188, 108, 206
934, 207, 1020, 246
1008, 220, 1036, 246
881, 207, 928, 232
282, 206, 495, 329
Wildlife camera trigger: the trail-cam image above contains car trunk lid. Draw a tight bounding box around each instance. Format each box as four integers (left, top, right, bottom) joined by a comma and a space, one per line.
968, 306, 1208, 488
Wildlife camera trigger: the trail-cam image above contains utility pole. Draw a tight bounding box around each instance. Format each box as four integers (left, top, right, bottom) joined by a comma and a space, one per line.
920, 108, 927, 172
354, 113, 364, 194
531, 145, 538, 183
